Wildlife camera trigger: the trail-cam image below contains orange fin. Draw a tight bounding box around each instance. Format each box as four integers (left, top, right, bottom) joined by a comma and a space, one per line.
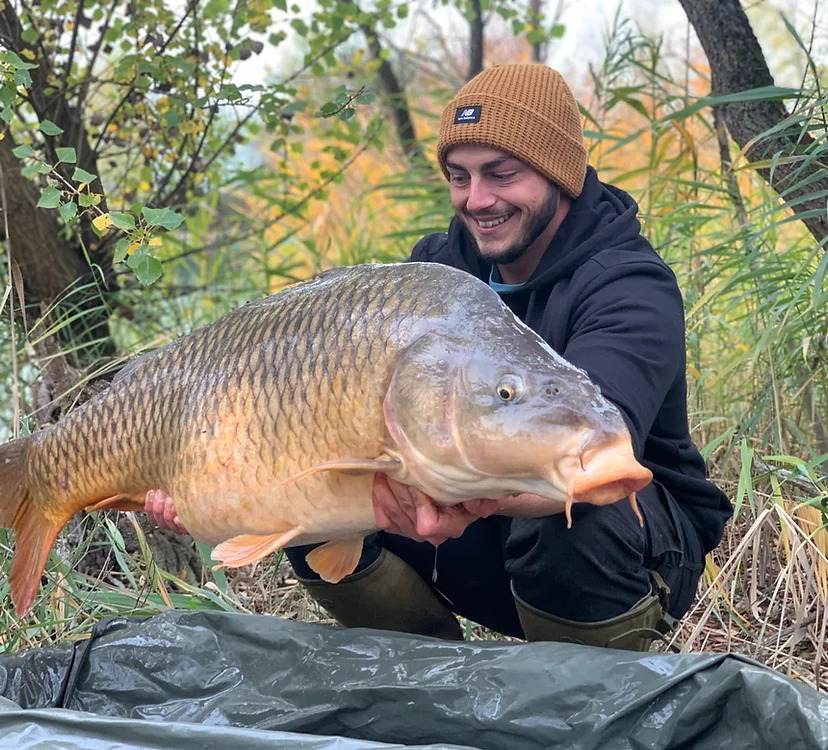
0, 435, 67, 615
85, 495, 146, 513
277, 457, 401, 487
305, 536, 365, 583
630, 492, 644, 527
211, 524, 304, 568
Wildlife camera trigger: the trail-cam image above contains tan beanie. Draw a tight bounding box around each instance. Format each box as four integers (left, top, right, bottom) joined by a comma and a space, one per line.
437, 64, 587, 198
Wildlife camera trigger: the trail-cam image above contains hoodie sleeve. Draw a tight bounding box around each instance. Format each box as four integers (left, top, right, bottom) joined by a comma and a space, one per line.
561, 257, 686, 458
408, 233, 449, 263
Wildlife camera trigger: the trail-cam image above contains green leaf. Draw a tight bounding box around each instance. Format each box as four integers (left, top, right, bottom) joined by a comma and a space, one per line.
56, 147, 77, 163
113, 237, 132, 263
78, 192, 102, 207
0, 50, 37, 70
59, 201, 78, 222
14, 69, 32, 87
40, 120, 64, 136
128, 252, 163, 286
109, 212, 136, 230
142, 206, 184, 230
12, 144, 34, 159
36, 186, 61, 209
72, 167, 97, 183
20, 164, 40, 178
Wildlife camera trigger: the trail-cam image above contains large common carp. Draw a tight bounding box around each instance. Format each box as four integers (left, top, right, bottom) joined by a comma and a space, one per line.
0, 263, 652, 615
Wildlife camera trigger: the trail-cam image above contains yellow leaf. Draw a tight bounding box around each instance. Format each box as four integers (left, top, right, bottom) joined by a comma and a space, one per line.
148, 237, 162, 248
0, 133, 4, 141
92, 213, 113, 234
107, 123, 119, 133
20, 49, 36, 61
139, 180, 151, 191
126, 241, 142, 256
687, 364, 701, 380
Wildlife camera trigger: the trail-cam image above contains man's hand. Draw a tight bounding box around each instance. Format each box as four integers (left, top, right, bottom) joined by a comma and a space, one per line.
144, 489, 189, 535
372, 474, 499, 545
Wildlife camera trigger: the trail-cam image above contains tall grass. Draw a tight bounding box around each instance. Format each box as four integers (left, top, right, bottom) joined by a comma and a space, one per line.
572, 16, 828, 687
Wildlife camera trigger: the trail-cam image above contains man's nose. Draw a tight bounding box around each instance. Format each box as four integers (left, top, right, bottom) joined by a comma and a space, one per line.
465, 177, 496, 213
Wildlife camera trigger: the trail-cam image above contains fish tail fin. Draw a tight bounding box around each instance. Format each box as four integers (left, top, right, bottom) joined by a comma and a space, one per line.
0, 436, 64, 616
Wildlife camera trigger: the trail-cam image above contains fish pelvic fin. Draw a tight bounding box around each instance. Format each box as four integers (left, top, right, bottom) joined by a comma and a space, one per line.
0, 436, 64, 616
305, 536, 364, 583
276, 457, 401, 487
85, 495, 147, 513
211, 524, 305, 569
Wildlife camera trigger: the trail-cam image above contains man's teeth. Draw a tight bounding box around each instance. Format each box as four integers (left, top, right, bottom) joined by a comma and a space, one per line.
478, 215, 510, 228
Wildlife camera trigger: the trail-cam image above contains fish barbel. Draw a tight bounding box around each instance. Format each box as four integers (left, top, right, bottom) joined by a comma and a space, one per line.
0, 263, 652, 615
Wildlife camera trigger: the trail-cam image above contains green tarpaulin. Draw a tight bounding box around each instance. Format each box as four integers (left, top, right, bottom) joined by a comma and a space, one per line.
1, 610, 826, 749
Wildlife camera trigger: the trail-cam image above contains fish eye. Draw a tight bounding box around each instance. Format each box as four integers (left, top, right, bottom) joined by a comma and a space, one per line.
496, 374, 524, 403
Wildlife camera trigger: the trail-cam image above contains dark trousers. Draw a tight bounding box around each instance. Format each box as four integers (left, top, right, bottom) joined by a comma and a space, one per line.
286, 482, 705, 639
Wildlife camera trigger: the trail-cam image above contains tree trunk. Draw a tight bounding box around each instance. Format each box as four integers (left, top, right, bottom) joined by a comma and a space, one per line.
678, 0, 828, 246
356, 7, 426, 166
467, 0, 484, 79
0, 137, 115, 368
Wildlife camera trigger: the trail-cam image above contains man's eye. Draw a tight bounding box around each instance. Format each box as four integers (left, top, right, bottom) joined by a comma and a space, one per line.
449, 173, 469, 184
493, 172, 516, 180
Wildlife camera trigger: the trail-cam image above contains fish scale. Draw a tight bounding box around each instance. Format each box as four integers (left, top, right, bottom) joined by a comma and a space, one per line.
0, 263, 654, 615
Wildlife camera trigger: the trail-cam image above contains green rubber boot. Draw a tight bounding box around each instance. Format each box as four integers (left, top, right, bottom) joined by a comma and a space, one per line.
513, 582, 668, 652
299, 548, 463, 640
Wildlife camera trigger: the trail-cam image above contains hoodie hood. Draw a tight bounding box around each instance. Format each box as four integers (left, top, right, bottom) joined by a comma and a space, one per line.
445, 167, 651, 291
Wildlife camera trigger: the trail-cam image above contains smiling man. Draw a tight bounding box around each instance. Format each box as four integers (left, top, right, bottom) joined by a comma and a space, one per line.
283, 63, 732, 650
148, 64, 731, 651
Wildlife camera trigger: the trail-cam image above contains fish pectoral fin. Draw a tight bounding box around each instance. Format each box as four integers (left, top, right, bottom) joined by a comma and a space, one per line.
305, 536, 365, 583
211, 525, 304, 569
277, 457, 401, 487
85, 495, 146, 513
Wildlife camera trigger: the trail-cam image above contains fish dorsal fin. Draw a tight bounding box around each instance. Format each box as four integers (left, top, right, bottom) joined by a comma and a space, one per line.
113, 351, 158, 383
211, 524, 304, 568
304, 536, 365, 583
277, 457, 401, 487
85, 495, 146, 513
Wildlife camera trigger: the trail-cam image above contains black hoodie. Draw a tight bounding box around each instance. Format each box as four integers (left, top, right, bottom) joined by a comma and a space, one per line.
409, 167, 732, 554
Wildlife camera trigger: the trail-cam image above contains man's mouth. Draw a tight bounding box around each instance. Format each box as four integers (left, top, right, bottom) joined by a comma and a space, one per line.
473, 213, 514, 229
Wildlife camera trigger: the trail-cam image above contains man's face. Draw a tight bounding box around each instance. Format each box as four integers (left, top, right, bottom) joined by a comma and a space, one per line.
445, 145, 561, 266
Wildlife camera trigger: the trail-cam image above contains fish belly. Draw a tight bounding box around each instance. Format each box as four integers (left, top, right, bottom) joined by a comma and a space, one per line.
172, 467, 378, 548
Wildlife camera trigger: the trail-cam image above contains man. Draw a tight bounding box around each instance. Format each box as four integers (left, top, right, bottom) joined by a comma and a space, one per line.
149, 64, 731, 650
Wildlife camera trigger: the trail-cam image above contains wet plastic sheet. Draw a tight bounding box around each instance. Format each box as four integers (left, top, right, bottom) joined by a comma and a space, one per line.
1, 610, 827, 749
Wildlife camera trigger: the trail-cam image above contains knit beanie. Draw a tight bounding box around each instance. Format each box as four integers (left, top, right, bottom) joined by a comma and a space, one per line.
437, 64, 587, 198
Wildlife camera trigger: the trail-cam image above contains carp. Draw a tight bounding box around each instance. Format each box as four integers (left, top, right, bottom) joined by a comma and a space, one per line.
0, 263, 652, 615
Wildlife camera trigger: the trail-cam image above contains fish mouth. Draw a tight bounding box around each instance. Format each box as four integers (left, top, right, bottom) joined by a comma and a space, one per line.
564, 437, 653, 527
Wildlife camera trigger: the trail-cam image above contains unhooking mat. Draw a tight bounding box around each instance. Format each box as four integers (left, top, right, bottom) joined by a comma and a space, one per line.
1, 610, 827, 749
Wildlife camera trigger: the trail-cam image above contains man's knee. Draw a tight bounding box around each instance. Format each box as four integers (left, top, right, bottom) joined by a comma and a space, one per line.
505, 502, 652, 622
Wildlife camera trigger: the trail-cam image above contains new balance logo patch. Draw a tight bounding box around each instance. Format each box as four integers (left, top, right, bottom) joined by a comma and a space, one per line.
454, 106, 482, 123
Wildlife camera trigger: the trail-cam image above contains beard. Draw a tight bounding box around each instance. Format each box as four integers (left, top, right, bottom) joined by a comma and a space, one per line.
465, 183, 561, 266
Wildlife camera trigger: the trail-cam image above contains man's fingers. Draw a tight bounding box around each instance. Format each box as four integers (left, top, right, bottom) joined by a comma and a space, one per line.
372, 473, 423, 539
462, 498, 499, 518
144, 489, 189, 535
